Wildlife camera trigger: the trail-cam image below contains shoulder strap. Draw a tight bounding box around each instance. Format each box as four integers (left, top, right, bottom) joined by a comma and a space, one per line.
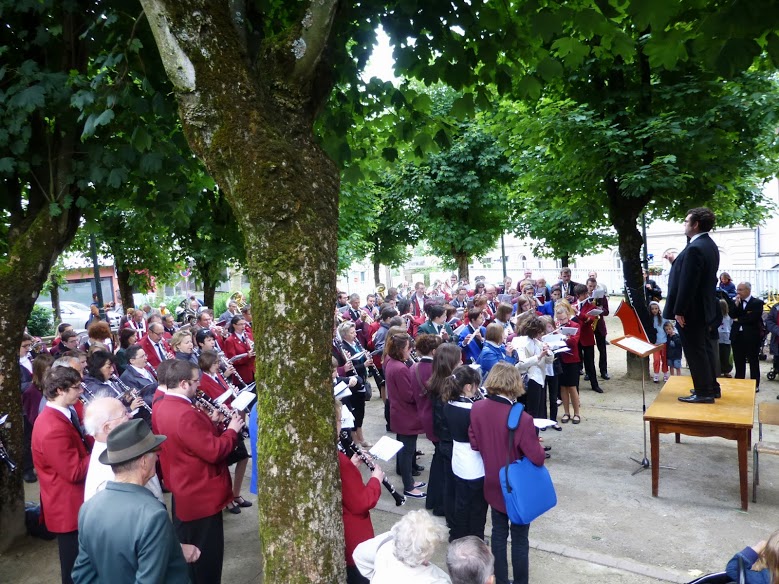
504, 402, 525, 494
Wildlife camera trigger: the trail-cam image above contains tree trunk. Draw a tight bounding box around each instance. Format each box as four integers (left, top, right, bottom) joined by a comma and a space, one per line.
0, 210, 80, 551
142, 2, 344, 581
50, 276, 61, 325
455, 252, 469, 281
201, 272, 217, 311
373, 260, 381, 288
607, 179, 653, 380
117, 267, 135, 310
560, 254, 570, 267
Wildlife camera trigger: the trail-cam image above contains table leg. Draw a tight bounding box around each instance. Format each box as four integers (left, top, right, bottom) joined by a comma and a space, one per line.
675, 433, 680, 444
650, 422, 659, 497
738, 430, 749, 511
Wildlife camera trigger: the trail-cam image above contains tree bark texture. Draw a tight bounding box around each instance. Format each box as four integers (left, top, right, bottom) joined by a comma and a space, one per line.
50, 277, 62, 325
140, 2, 344, 581
0, 208, 80, 551
373, 260, 381, 288
117, 268, 136, 311
455, 252, 469, 282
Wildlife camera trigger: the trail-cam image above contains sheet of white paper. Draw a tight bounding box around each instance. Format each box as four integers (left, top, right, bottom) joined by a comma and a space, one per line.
534, 418, 558, 429
592, 289, 605, 299
542, 333, 564, 344
340, 405, 355, 429
561, 326, 578, 335
553, 347, 571, 354
333, 381, 352, 399
588, 309, 604, 317
510, 337, 523, 349
453, 324, 467, 336
369, 436, 404, 461
215, 389, 233, 405
614, 336, 658, 355
232, 390, 257, 412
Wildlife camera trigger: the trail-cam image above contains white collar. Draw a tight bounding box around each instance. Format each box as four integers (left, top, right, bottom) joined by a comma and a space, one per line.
46, 401, 73, 420
165, 392, 192, 403
131, 365, 152, 377
689, 232, 706, 243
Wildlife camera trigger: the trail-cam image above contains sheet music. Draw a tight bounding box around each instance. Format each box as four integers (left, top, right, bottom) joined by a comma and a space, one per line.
333, 381, 352, 399
614, 336, 658, 355
588, 308, 604, 317
232, 391, 257, 412
497, 294, 513, 304
369, 436, 404, 461
561, 327, 578, 336
553, 347, 571, 354
591, 289, 605, 299
534, 418, 558, 429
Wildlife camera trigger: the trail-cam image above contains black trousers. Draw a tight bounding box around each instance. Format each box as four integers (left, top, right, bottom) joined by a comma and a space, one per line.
22, 416, 34, 473
450, 475, 488, 541
545, 374, 559, 422
595, 330, 608, 374
425, 441, 445, 516
719, 343, 733, 374
396, 434, 418, 492
581, 345, 601, 391
347, 565, 369, 584
522, 379, 545, 419
732, 333, 761, 389
57, 530, 79, 584
175, 512, 225, 584
679, 321, 717, 394
438, 441, 456, 529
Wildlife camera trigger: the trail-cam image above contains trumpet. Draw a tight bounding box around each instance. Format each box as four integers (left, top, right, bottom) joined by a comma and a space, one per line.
110, 376, 152, 414
359, 308, 374, 325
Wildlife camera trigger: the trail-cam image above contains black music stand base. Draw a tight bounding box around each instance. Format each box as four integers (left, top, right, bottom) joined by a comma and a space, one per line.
631, 363, 675, 475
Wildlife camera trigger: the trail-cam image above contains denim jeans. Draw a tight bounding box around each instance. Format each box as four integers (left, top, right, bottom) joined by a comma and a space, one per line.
491, 508, 530, 584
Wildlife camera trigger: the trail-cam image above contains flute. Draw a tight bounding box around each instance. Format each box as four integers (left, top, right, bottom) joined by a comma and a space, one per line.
338, 430, 405, 507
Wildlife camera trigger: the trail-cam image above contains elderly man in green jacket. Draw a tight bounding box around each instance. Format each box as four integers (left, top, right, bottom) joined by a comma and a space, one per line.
72, 419, 198, 583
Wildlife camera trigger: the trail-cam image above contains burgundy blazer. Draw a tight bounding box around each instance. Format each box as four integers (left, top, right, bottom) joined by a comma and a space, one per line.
223, 333, 255, 384
199, 372, 234, 407
31, 406, 90, 533
385, 357, 423, 435
154, 394, 237, 521
558, 320, 581, 364
469, 396, 545, 513
138, 334, 172, 370
574, 301, 597, 347
339, 452, 380, 566
410, 359, 436, 441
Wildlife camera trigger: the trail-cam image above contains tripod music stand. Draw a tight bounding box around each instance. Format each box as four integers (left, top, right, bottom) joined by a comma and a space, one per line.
612, 302, 674, 475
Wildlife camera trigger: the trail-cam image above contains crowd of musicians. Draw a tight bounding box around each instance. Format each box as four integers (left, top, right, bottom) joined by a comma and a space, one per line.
17, 302, 257, 584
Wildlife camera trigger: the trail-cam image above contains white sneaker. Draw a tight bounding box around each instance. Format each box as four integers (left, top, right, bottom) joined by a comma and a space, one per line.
653, 374, 659, 383
663, 374, 669, 382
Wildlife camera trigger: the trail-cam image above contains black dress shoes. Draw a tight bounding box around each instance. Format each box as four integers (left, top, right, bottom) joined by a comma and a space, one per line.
678, 394, 715, 404
413, 464, 425, 472
591, 386, 604, 394
689, 389, 721, 399
23, 470, 37, 483
601, 373, 611, 380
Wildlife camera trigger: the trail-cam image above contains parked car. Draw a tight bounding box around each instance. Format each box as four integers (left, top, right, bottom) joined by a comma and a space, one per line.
35, 301, 121, 330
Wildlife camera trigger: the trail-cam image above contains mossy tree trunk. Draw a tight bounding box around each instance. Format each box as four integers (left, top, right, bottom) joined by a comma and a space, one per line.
50, 275, 62, 326
455, 251, 469, 282
0, 201, 81, 551
141, 2, 344, 581
117, 267, 136, 310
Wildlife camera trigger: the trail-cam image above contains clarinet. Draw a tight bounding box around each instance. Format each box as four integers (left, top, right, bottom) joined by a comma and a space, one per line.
79, 382, 97, 406
0, 415, 17, 472
217, 351, 249, 388
339, 430, 405, 507
111, 376, 152, 414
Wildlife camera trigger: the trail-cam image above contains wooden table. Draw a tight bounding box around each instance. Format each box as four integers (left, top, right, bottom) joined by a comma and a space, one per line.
644, 376, 756, 510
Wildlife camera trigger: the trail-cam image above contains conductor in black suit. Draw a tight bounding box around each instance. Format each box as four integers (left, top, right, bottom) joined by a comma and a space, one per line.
730, 281, 765, 391
663, 208, 721, 404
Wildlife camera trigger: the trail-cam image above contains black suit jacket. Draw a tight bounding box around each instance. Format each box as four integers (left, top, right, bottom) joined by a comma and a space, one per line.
730, 296, 765, 343
663, 233, 719, 326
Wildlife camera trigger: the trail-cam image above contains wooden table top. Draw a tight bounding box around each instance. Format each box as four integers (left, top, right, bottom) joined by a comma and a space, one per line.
644, 376, 756, 428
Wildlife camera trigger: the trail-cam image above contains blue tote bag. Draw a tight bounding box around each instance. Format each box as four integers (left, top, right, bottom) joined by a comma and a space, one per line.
499, 402, 557, 525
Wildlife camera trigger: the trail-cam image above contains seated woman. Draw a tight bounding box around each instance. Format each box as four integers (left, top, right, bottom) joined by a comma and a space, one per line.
223, 315, 255, 385
114, 327, 138, 375
118, 345, 158, 409
170, 330, 198, 365
718, 271, 737, 299
726, 529, 778, 584
82, 321, 113, 354
83, 351, 143, 416
353, 510, 450, 584
476, 323, 517, 377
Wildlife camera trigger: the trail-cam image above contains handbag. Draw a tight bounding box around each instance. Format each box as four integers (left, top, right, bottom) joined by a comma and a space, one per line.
499, 402, 557, 525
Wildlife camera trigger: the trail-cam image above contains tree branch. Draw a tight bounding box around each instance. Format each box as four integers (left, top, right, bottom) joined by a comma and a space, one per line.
290, 0, 338, 85
138, 0, 196, 93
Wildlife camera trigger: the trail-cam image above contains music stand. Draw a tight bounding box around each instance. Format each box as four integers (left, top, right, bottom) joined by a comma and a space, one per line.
612, 301, 673, 475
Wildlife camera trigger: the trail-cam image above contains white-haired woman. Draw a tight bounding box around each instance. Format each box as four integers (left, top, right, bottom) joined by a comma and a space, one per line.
353, 509, 451, 583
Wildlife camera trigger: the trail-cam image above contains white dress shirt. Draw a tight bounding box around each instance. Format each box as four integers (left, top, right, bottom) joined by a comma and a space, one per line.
84, 440, 164, 503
